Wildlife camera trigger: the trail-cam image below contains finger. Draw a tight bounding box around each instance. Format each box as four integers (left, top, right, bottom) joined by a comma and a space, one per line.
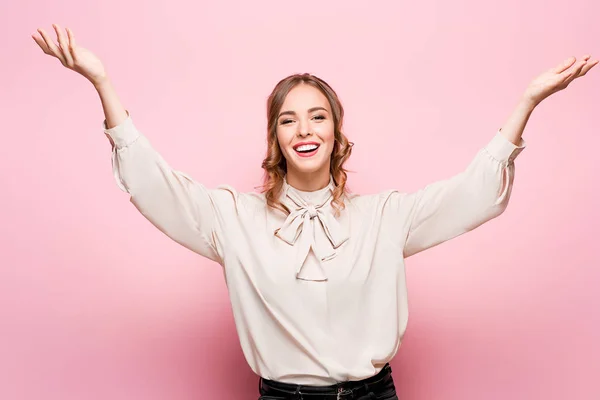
65, 27, 78, 59
561, 55, 591, 79
563, 60, 588, 83
53, 24, 73, 67
552, 56, 576, 74
65, 27, 80, 63
32, 33, 51, 54
38, 27, 67, 65
577, 59, 598, 77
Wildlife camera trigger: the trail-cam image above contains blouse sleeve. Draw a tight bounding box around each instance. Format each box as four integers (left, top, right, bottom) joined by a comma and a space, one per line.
387, 130, 526, 259
103, 112, 233, 264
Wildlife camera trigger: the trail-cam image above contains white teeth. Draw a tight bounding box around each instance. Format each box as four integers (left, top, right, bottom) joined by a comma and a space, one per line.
296, 144, 319, 152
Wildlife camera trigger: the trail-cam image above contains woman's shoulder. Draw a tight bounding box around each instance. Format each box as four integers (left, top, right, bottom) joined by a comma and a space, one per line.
345, 189, 416, 217
346, 189, 401, 205
208, 184, 268, 210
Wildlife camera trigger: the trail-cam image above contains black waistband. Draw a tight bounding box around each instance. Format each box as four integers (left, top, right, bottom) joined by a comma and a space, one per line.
259, 364, 393, 398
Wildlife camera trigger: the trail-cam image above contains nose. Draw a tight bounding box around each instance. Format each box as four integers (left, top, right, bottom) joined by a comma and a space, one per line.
297, 119, 312, 137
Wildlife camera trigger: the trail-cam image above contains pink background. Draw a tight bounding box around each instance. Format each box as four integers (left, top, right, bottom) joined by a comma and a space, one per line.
1, 0, 599, 399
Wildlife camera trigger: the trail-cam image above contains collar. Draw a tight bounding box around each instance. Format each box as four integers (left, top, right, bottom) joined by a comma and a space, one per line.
274, 176, 349, 281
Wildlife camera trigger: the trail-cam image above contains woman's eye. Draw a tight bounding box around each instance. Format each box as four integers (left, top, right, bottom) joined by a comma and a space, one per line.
281, 119, 293, 125
313, 115, 326, 121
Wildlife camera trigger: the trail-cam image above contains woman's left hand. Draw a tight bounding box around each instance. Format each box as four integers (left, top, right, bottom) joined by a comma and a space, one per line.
523, 55, 598, 107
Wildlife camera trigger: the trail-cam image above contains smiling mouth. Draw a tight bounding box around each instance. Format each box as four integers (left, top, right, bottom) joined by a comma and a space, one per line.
292, 143, 320, 158
294, 143, 320, 153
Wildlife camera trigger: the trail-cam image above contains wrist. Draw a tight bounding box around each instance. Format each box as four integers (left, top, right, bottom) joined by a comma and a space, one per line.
92, 75, 111, 90
518, 95, 538, 112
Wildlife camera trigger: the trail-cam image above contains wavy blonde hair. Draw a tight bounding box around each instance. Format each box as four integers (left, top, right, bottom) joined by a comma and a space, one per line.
261, 73, 353, 215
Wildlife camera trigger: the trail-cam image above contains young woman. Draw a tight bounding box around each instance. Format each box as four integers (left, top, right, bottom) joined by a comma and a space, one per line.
33, 24, 596, 400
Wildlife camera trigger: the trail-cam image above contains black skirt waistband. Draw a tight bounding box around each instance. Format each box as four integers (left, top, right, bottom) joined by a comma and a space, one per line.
259, 364, 394, 399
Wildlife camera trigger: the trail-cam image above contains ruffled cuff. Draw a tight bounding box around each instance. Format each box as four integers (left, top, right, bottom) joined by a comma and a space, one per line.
484, 129, 526, 164
102, 111, 139, 149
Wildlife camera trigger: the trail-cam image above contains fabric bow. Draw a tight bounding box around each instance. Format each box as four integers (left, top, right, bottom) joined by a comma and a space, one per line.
275, 181, 349, 281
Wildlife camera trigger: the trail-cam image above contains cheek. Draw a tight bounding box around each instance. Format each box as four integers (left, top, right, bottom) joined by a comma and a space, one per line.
319, 125, 336, 152
277, 125, 296, 142
276, 130, 293, 158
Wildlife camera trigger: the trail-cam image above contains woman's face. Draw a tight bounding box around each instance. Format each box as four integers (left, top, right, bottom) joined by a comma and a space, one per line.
276, 84, 335, 181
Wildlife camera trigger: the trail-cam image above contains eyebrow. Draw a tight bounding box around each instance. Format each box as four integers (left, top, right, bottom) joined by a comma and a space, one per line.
278, 106, 329, 119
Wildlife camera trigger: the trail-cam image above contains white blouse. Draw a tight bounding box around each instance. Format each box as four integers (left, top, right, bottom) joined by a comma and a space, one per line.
104, 113, 525, 385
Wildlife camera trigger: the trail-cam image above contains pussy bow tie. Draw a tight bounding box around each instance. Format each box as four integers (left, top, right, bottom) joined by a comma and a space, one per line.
275, 185, 349, 281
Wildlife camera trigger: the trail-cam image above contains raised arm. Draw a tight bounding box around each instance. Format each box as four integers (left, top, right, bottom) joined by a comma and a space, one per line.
390, 55, 597, 258
33, 24, 233, 263
397, 128, 525, 258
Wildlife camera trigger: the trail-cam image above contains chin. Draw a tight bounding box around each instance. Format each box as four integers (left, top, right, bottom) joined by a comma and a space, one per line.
284, 147, 332, 176
291, 161, 329, 175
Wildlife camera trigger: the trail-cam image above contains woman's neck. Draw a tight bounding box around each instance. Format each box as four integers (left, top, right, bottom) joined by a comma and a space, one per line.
285, 168, 330, 192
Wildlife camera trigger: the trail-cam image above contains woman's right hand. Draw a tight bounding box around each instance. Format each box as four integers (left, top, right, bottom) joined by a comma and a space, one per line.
33, 24, 108, 87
